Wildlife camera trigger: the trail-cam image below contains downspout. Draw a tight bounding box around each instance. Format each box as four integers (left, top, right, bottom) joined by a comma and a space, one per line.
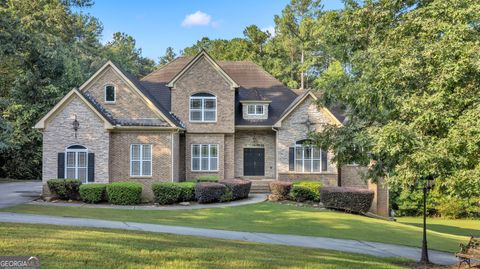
272, 127, 278, 179
171, 132, 174, 182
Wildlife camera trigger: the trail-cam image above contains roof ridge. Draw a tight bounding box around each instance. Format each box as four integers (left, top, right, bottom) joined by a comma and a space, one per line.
142, 56, 193, 81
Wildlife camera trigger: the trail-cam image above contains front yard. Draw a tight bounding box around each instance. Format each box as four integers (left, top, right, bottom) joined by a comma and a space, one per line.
3, 202, 477, 253
0, 222, 408, 269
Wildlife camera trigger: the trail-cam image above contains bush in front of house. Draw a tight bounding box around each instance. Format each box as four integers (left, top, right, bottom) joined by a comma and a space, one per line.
152, 182, 182, 205
289, 181, 322, 202
106, 182, 142, 205
79, 184, 107, 203
269, 181, 292, 199
195, 182, 227, 204
219, 179, 251, 200
195, 176, 219, 182
47, 179, 82, 200
320, 187, 374, 213
178, 182, 196, 202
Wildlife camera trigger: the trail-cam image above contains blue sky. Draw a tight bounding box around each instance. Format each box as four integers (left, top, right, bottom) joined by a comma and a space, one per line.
77, 0, 344, 61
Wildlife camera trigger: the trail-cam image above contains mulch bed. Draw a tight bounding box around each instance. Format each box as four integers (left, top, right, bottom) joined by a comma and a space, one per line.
409, 262, 479, 269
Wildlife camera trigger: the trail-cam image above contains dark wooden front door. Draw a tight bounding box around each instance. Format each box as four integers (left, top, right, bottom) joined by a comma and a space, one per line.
244, 148, 265, 176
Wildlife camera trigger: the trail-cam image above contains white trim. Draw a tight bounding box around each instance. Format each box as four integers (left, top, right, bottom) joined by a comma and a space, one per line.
246, 104, 265, 116
189, 95, 217, 123
240, 100, 272, 104
191, 144, 219, 172
273, 91, 342, 127
104, 84, 116, 104
167, 50, 239, 89
293, 144, 323, 173
65, 145, 88, 183
130, 144, 153, 177
79, 61, 180, 128
34, 88, 114, 129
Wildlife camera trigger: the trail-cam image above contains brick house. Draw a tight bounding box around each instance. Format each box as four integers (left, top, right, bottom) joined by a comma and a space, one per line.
34, 50, 388, 214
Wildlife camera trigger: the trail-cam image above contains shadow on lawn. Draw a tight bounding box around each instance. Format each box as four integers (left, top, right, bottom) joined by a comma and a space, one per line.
399, 222, 480, 238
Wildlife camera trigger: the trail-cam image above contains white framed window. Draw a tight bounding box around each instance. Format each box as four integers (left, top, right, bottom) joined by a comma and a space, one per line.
65, 145, 88, 183
247, 104, 264, 115
130, 144, 152, 177
189, 93, 216, 122
294, 144, 323, 173
105, 85, 116, 103
191, 144, 218, 171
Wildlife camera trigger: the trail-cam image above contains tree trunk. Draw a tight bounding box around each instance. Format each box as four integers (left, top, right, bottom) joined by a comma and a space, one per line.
300, 48, 304, 89
337, 164, 342, 187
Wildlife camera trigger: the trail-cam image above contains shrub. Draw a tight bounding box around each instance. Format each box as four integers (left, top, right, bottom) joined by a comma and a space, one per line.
195, 176, 219, 182
195, 182, 226, 204
219, 179, 251, 200
320, 187, 374, 213
47, 179, 82, 200
79, 184, 107, 203
178, 182, 196, 202
106, 182, 142, 205
269, 181, 292, 197
152, 183, 182, 205
290, 181, 322, 202
219, 189, 234, 202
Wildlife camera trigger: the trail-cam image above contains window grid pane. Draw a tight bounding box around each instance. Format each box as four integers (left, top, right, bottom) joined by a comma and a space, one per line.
190, 96, 216, 122
295, 145, 324, 173
191, 144, 218, 171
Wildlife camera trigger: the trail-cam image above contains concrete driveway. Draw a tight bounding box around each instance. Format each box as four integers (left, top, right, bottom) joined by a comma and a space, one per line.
0, 181, 42, 208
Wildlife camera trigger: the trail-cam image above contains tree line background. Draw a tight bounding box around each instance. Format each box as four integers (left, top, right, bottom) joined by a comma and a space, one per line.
1, 0, 479, 218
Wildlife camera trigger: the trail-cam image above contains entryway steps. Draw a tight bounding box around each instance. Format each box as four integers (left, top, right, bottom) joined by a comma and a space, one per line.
249, 179, 274, 194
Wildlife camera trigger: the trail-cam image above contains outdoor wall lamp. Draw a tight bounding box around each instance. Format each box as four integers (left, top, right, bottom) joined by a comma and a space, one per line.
72, 114, 79, 138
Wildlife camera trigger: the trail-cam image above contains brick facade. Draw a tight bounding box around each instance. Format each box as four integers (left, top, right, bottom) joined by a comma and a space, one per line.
83, 66, 163, 121
185, 133, 226, 180
171, 57, 235, 134
276, 96, 338, 185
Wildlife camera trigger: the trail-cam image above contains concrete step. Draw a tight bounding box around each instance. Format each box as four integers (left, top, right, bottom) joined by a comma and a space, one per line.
249, 180, 274, 194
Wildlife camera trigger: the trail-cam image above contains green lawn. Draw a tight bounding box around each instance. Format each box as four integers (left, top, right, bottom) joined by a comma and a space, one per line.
0, 222, 408, 269
2, 202, 477, 253
397, 217, 480, 238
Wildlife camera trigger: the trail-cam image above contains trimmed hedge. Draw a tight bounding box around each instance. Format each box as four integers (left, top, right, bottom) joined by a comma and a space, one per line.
178, 182, 196, 202
219, 179, 251, 200
106, 182, 142, 205
269, 181, 292, 197
195, 176, 219, 182
290, 181, 322, 202
195, 182, 227, 204
47, 179, 82, 200
152, 183, 182, 205
320, 187, 374, 213
79, 184, 107, 203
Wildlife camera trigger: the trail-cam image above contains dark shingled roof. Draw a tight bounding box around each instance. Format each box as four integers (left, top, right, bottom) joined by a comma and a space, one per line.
141, 57, 305, 126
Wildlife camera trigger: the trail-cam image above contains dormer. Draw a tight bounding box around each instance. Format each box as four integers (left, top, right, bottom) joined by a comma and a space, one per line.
241, 100, 271, 120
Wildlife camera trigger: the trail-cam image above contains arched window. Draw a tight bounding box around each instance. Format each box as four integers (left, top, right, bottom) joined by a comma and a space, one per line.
189, 93, 216, 122
293, 140, 327, 173
65, 145, 88, 182
105, 85, 116, 103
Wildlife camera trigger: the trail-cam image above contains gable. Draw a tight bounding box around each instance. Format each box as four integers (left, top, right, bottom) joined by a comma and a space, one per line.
167, 51, 239, 89
34, 89, 113, 130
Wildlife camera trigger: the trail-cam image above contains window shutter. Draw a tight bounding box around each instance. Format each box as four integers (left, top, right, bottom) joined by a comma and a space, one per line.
57, 153, 65, 178
289, 147, 295, 171
88, 153, 95, 183
321, 150, 328, 171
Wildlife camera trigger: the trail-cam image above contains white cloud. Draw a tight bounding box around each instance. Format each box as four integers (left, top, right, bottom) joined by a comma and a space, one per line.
262, 26, 276, 37
182, 11, 212, 27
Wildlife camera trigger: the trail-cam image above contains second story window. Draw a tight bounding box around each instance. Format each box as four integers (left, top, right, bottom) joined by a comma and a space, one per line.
247, 104, 264, 115
105, 85, 116, 103
190, 93, 216, 122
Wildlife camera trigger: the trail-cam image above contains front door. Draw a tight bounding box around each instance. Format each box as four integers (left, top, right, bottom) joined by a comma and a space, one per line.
244, 148, 265, 176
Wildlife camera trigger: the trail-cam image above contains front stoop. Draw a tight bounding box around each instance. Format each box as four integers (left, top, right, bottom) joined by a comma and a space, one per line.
248, 179, 274, 193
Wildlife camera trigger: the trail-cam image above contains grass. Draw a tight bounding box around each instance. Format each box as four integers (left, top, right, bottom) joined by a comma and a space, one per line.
0, 222, 408, 269
396, 217, 480, 238
2, 202, 477, 253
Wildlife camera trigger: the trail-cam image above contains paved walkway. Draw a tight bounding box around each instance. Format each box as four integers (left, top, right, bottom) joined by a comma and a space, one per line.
0, 212, 457, 265
0, 181, 42, 208
29, 193, 267, 210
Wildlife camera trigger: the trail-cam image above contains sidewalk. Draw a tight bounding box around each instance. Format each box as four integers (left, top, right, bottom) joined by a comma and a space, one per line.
0, 212, 457, 265
29, 193, 267, 210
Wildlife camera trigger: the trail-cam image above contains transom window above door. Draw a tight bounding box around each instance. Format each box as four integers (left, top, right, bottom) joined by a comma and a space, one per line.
189, 93, 216, 122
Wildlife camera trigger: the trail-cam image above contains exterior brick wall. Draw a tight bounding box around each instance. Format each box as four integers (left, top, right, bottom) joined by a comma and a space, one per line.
234, 130, 276, 178
185, 133, 225, 180
42, 96, 110, 186
83, 66, 163, 121
171, 57, 235, 133
178, 133, 186, 180
109, 130, 173, 201
224, 133, 235, 179
341, 165, 368, 188
277, 96, 338, 181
